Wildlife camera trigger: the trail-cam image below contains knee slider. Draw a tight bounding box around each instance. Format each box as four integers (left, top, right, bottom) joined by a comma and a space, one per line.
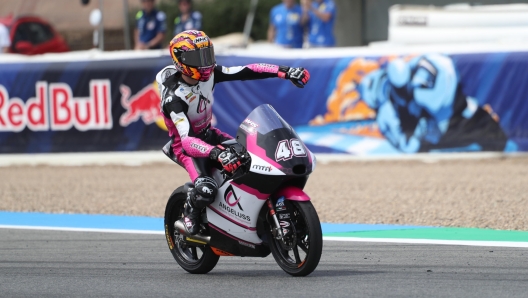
191, 176, 218, 208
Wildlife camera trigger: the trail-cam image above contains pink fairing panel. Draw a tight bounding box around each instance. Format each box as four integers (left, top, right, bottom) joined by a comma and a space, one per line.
247, 63, 279, 74
209, 126, 233, 140
274, 186, 311, 201
181, 137, 214, 158
231, 182, 269, 200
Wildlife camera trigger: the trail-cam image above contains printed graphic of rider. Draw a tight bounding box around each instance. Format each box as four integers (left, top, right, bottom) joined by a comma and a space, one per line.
157, 30, 310, 235
359, 54, 511, 153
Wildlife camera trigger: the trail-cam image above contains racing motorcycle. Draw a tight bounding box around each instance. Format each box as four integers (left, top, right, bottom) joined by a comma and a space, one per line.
162, 104, 322, 276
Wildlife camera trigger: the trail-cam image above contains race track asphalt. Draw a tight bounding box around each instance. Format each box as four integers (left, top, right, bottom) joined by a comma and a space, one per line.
1, 229, 527, 298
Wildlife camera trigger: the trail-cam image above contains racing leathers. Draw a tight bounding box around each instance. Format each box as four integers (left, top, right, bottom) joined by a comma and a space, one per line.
156, 63, 309, 234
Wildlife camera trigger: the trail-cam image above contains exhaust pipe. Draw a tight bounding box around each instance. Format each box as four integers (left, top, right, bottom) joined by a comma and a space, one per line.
174, 220, 211, 244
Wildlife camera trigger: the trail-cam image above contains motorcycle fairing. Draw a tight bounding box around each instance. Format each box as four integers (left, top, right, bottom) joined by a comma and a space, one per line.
236, 104, 314, 194
274, 186, 311, 201
208, 223, 271, 257
206, 178, 267, 245
248, 152, 286, 176
202, 105, 316, 257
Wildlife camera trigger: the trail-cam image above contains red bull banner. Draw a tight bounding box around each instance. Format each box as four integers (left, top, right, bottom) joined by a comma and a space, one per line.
0, 57, 170, 153
1, 50, 528, 154
0, 81, 111, 132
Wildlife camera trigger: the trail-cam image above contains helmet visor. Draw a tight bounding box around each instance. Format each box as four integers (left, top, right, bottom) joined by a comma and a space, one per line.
179, 47, 215, 68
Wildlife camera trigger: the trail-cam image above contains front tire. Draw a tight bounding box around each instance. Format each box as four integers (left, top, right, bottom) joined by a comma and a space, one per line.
267, 201, 323, 276
164, 187, 219, 274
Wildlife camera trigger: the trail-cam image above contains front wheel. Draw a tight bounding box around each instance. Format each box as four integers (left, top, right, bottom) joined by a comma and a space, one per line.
268, 201, 323, 276
164, 187, 220, 274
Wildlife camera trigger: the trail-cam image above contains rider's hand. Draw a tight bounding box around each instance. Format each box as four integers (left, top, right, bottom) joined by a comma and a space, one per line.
209, 146, 241, 173
278, 66, 310, 88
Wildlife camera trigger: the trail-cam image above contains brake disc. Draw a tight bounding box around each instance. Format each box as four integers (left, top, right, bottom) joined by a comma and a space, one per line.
278, 222, 297, 250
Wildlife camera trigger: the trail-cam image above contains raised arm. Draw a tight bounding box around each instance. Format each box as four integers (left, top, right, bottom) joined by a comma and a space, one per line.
214, 64, 310, 88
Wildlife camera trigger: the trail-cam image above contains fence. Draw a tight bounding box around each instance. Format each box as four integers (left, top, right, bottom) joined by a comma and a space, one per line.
1, 44, 527, 154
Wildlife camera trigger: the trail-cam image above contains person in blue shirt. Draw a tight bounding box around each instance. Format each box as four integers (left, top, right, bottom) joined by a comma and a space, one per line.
302, 0, 336, 47
135, 0, 167, 50
173, 0, 202, 35
268, 0, 307, 49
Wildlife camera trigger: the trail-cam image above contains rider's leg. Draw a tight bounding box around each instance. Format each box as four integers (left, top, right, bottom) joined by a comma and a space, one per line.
177, 154, 218, 235
171, 127, 231, 235
206, 126, 234, 144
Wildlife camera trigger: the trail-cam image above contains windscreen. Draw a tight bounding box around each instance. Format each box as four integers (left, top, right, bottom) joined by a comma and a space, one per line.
237, 104, 313, 175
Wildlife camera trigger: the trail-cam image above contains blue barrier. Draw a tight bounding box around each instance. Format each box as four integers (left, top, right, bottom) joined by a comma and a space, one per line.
0, 50, 526, 154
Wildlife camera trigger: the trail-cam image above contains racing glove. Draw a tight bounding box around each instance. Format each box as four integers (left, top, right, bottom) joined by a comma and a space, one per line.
278, 66, 310, 88
209, 146, 241, 173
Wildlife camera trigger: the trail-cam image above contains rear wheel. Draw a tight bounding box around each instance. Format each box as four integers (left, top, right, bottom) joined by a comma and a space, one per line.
267, 201, 323, 276
164, 188, 219, 274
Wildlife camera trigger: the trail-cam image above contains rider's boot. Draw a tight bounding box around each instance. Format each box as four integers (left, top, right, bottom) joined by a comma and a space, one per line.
180, 176, 218, 235
182, 189, 202, 235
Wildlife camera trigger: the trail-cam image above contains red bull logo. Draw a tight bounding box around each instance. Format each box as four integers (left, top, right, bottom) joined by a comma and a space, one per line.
0, 80, 112, 132
119, 82, 168, 131
118, 82, 218, 131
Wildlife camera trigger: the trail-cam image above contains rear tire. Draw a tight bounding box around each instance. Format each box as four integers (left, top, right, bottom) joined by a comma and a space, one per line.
164, 187, 220, 274
267, 201, 323, 276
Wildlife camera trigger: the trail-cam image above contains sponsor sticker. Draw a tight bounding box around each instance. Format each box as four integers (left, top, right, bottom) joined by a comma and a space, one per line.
252, 164, 272, 172
218, 201, 251, 221
240, 123, 256, 135
194, 36, 208, 44
278, 213, 290, 219
279, 220, 290, 227
201, 186, 213, 194
164, 224, 174, 250
238, 241, 256, 249
243, 118, 258, 128
191, 143, 208, 153
276, 197, 285, 207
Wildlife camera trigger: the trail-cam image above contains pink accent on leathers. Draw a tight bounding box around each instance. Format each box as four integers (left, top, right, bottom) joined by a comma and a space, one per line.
181, 137, 214, 158
247, 63, 279, 74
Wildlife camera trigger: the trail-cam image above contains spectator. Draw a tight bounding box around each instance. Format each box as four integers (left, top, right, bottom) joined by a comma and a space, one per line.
302, 0, 336, 47
173, 0, 202, 35
268, 0, 306, 49
135, 0, 167, 50
0, 23, 10, 53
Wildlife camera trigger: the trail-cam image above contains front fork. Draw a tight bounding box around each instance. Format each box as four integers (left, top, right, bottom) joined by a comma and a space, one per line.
266, 199, 284, 240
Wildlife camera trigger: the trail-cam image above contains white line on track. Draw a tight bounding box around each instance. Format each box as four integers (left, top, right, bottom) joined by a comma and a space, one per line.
2, 225, 526, 248
323, 236, 528, 248
1, 151, 527, 167
0, 225, 164, 235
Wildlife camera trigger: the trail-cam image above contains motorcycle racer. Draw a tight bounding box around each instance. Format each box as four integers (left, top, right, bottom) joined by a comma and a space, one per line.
157, 30, 310, 235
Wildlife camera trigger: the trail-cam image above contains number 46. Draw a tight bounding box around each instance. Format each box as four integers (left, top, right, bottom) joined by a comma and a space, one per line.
275, 139, 306, 161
